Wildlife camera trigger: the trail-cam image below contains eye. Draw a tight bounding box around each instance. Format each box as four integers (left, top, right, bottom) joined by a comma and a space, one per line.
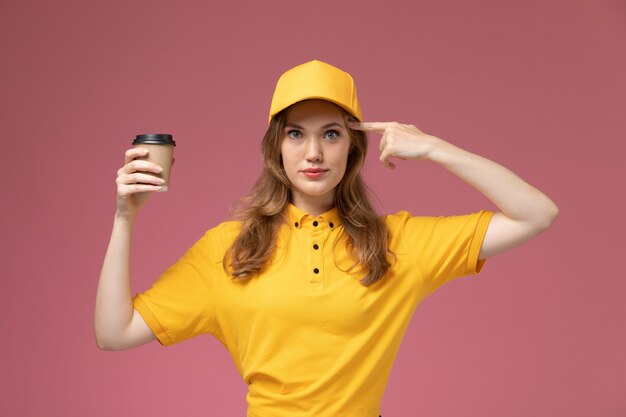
324, 130, 339, 140
287, 130, 302, 139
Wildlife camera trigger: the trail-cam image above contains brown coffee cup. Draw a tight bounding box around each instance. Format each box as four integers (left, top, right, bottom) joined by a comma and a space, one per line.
132, 134, 175, 202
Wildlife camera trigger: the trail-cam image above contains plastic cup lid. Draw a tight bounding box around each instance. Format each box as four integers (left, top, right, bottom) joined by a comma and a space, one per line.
133, 134, 176, 146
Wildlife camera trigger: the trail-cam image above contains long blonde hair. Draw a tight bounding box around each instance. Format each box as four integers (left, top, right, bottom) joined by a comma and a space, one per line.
224, 104, 391, 286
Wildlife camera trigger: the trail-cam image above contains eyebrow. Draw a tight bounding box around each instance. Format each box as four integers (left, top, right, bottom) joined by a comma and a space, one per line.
285, 122, 344, 130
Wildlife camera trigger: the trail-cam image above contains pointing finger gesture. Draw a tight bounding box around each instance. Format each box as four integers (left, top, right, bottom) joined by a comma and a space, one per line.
349, 121, 443, 169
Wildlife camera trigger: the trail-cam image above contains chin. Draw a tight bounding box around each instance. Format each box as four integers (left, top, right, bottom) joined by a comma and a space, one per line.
293, 183, 336, 198
300, 188, 333, 197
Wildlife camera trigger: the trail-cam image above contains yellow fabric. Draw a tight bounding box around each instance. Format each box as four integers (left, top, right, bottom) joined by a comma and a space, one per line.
268, 60, 363, 123
133, 205, 493, 417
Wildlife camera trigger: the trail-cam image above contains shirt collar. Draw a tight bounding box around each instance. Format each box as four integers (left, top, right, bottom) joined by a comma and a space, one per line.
285, 204, 341, 231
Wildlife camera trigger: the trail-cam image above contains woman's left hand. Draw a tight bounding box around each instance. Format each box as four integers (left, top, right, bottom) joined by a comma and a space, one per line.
349, 121, 445, 169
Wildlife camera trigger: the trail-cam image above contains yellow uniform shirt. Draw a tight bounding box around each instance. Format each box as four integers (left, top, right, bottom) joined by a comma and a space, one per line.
133, 204, 494, 417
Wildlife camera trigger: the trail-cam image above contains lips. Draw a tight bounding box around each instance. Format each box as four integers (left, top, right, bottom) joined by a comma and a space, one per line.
300, 168, 328, 178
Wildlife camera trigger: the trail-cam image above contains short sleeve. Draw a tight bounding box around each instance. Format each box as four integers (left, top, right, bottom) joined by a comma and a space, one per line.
386, 210, 494, 295
132, 223, 234, 346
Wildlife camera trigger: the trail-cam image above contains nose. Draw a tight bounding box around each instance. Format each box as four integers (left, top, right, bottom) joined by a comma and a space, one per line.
305, 138, 323, 162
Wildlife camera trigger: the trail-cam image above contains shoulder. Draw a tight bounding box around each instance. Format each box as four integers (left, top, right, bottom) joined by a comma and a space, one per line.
383, 211, 437, 233
383, 210, 493, 241
384, 210, 491, 228
204, 220, 242, 238
191, 220, 242, 263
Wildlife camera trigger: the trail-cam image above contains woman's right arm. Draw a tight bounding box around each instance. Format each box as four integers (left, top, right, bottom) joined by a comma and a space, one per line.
94, 148, 165, 351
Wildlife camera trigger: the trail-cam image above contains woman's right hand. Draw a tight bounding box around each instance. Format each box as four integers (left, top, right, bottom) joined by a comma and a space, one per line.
115, 147, 165, 217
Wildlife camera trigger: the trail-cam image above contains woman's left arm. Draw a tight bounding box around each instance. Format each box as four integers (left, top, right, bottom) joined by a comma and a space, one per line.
350, 121, 559, 259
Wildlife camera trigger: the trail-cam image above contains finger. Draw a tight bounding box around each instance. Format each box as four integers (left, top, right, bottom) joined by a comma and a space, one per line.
117, 172, 165, 186
121, 159, 163, 175
379, 150, 390, 168
118, 184, 162, 197
379, 149, 397, 170
379, 158, 396, 170
125, 147, 149, 164
349, 121, 391, 133
379, 133, 388, 152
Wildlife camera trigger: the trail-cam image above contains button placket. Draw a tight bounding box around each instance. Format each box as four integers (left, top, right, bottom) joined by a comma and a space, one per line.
309, 217, 324, 285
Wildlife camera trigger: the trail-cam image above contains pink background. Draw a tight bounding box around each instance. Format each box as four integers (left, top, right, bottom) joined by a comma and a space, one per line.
2, 0, 624, 416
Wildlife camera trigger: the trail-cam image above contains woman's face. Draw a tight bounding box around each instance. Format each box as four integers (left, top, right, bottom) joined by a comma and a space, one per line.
281, 100, 352, 207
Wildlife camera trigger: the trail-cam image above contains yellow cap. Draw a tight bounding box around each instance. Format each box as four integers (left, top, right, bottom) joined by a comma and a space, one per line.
268, 60, 362, 123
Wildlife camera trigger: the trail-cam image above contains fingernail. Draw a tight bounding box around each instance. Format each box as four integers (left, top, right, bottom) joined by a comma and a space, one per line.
154, 166, 163, 173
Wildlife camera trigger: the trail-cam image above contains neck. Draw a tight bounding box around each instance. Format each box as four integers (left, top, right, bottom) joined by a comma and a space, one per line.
290, 191, 334, 217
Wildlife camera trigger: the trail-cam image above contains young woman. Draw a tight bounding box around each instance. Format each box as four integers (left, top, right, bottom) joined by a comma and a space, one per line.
95, 60, 558, 417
